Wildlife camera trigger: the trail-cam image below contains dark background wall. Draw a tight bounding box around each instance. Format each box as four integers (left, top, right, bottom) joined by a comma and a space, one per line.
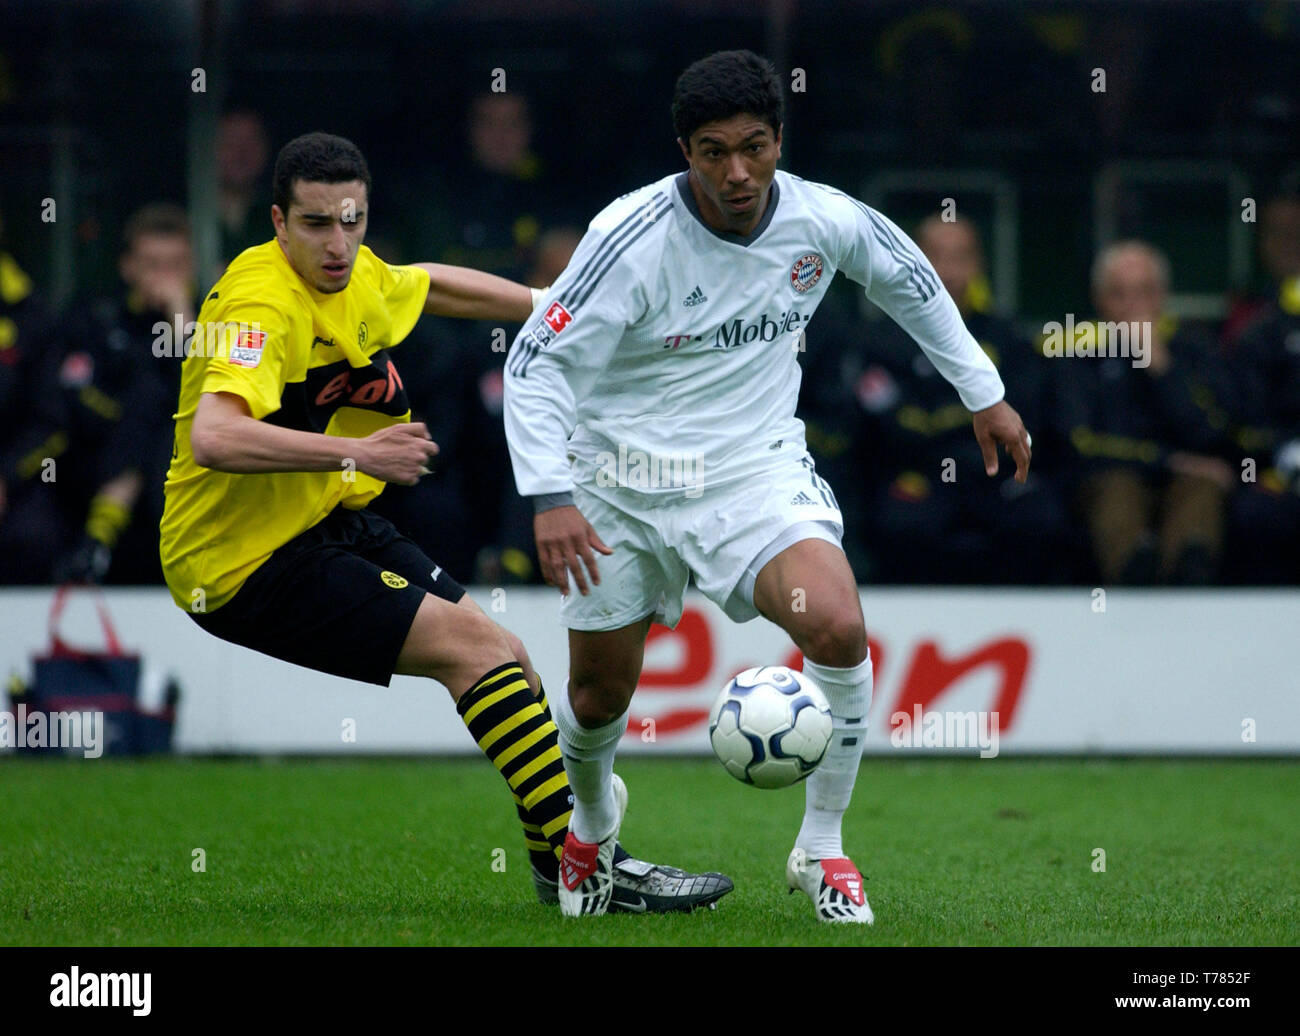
2, 0, 1297, 320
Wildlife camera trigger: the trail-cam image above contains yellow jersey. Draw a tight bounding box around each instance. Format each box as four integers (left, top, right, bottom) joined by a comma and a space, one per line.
159, 240, 429, 612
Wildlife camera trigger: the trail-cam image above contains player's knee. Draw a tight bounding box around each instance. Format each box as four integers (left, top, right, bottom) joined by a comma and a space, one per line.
800, 614, 867, 668
568, 674, 634, 728
502, 629, 527, 667
502, 629, 539, 694
438, 606, 513, 678
473, 612, 514, 661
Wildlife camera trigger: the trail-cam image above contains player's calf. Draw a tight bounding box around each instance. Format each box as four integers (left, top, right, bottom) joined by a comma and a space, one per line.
786, 650, 873, 893
394, 594, 573, 865
753, 542, 875, 913
455, 662, 573, 865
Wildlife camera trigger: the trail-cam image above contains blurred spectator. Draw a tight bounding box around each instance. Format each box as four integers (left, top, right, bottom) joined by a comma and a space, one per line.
1063, 241, 1238, 585
216, 109, 272, 265
529, 226, 582, 288
1087, 14, 1147, 155
1222, 270, 1300, 583
851, 216, 1071, 584
0, 209, 68, 584
872, 9, 975, 161
52, 203, 191, 584
407, 92, 554, 281
1222, 193, 1300, 350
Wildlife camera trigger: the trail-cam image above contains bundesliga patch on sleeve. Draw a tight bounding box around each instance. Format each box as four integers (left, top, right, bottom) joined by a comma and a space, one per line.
543, 301, 573, 334
228, 330, 267, 368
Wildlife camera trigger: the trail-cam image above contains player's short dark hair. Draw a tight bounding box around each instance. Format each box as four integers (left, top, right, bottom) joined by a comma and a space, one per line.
272, 132, 371, 214
123, 202, 190, 252
672, 50, 783, 148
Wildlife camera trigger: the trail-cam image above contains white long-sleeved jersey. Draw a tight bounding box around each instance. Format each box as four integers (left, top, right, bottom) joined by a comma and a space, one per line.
504, 169, 1005, 498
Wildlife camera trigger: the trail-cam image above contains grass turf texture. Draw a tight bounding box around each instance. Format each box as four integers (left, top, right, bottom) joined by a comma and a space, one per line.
1, 757, 1295, 946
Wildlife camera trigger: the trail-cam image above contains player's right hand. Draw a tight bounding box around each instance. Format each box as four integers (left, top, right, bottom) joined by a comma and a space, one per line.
972, 400, 1031, 483
534, 504, 613, 596
357, 422, 440, 486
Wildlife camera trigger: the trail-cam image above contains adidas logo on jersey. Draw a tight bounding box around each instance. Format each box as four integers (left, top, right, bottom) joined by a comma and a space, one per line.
682, 286, 707, 307
790, 492, 817, 506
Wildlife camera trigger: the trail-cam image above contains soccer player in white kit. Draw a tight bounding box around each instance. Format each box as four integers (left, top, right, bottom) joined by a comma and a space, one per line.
504, 50, 1032, 921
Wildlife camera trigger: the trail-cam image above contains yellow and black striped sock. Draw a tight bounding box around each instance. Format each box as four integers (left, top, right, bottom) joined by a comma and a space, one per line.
512, 791, 556, 872
457, 664, 573, 871
510, 683, 571, 876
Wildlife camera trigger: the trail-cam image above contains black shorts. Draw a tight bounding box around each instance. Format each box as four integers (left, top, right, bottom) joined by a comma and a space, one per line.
190, 507, 466, 686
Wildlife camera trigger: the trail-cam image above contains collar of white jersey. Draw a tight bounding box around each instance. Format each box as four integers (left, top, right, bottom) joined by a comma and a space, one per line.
674, 171, 781, 248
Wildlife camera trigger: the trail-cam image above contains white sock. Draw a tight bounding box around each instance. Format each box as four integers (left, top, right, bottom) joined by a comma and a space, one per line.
796, 652, 873, 859
552, 680, 626, 844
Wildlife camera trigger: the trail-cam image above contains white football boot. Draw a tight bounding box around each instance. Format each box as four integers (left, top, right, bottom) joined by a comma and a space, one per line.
786, 847, 874, 924
557, 773, 629, 917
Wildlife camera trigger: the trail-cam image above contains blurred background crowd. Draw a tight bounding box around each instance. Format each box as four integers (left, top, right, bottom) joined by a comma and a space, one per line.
2, 0, 1298, 588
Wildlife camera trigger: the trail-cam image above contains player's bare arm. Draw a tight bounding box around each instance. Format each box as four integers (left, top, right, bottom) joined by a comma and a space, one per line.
534, 504, 612, 595
972, 398, 1032, 483
190, 390, 438, 485
414, 262, 535, 323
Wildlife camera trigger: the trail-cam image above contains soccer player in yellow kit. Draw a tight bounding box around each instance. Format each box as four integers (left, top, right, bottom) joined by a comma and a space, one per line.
160, 132, 731, 913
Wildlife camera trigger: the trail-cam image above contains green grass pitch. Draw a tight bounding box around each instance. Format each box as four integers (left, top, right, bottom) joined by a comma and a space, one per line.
1, 757, 1296, 946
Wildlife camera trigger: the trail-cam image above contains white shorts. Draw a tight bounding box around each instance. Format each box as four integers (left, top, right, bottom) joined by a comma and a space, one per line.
560, 452, 844, 631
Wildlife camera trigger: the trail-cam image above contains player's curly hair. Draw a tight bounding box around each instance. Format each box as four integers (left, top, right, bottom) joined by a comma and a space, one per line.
272, 132, 372, 214
672, 50, 783, 149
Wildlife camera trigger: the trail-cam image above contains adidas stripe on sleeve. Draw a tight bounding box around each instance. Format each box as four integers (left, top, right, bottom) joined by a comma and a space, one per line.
828, 188, 1005, 413
503, 190, 667, 497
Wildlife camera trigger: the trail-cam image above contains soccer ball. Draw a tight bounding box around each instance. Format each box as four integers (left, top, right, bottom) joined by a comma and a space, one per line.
708, 666, 833, 789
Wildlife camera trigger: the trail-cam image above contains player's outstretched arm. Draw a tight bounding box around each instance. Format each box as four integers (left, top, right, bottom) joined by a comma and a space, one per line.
190, 391, 439, 485
413, 262, 537, 323
972, 399, 1032, 483
533, 504, 613, 596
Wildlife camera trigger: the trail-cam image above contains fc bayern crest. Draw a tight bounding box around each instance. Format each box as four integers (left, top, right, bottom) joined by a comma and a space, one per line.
789, 253, 824, 294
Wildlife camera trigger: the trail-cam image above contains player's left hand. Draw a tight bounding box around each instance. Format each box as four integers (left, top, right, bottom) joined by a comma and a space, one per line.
972, 400, 1031, 483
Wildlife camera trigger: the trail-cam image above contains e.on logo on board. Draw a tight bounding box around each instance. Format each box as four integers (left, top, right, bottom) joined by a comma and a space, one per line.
624, 607, 1031, 741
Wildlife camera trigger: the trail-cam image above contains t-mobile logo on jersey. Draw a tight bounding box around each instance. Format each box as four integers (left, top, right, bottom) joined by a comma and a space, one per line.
713, 310, 809, 350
